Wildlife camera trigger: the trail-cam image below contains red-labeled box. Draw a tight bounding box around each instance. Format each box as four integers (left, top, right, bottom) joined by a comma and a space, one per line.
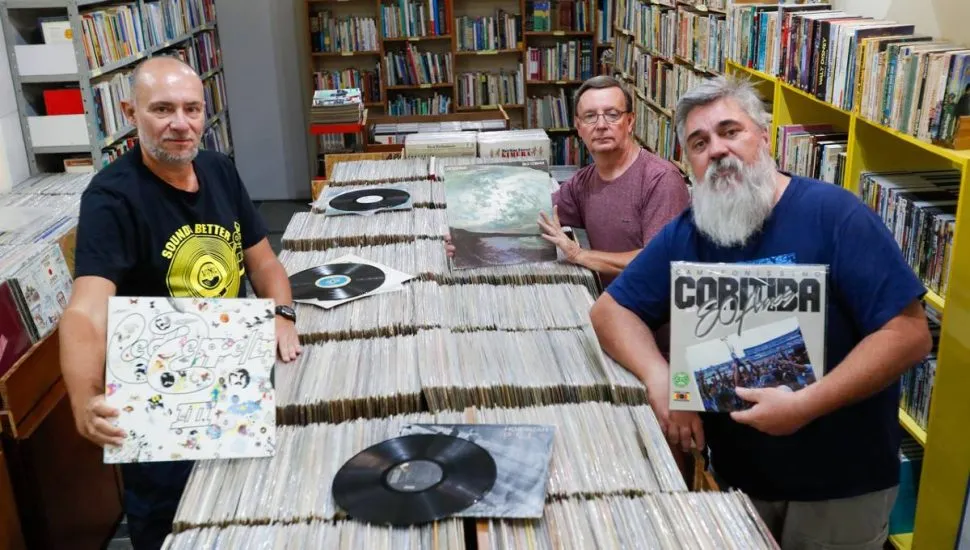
43, 88, 83, 115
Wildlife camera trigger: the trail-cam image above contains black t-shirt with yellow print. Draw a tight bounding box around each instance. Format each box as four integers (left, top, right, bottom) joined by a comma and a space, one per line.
75, 143, 267, 298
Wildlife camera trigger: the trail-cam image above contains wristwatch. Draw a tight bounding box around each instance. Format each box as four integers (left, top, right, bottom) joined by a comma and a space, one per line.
275, 304, 296, 322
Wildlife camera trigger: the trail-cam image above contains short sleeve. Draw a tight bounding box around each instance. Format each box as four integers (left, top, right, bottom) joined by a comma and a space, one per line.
640, 169, 690, 246
605, 223, 674, 330
552, 175, 584, 228
229, 160, 268, 250
73, 188, 138, 284
831, 203, 926, 335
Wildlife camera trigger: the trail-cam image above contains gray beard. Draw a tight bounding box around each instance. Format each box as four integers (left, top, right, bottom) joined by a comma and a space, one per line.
692, 148, 777, 248
141, 131, 199, 165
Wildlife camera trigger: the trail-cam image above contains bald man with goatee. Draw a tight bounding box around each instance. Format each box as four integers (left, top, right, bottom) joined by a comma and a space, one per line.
61, 56, 300, 549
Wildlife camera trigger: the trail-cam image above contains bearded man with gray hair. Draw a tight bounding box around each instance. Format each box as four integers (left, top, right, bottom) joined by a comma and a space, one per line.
590, 75, 932, 549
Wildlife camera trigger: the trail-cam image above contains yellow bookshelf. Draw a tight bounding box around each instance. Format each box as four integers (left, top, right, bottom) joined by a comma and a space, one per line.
727, 58, 970, 550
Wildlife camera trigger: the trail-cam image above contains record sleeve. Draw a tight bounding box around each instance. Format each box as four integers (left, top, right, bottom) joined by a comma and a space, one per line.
103, 297, 277, 463
668, 262, 828, 412
399, 423, 554, 518
332, 433, 496, 525
444, 164, 558, 270
323, 185, 413, 217
290, 254, 415, 309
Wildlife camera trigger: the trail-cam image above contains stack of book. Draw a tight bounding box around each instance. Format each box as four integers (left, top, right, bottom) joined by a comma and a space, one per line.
311, 88, 364, 125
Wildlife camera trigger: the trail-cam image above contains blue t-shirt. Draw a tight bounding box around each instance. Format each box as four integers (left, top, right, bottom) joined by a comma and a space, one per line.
607, 176, 926, 501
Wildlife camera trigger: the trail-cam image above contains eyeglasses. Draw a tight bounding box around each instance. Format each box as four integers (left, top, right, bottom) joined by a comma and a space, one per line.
577, 110, 628, 126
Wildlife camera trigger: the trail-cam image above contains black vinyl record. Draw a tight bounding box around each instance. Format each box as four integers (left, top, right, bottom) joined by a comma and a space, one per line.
289, 263, 386, 301
332, 434, 497, 526
329, 188, 411, 212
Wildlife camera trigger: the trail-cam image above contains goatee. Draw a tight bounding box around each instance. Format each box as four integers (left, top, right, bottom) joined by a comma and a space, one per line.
692, 148, 778, 248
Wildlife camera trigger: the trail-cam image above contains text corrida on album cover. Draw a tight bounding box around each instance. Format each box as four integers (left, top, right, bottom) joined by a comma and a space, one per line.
668, 262, 828, 413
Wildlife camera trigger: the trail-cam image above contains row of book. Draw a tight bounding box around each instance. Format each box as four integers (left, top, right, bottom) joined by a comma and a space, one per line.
78, 3, 145, 70
900, 306, 940, 433
202, 115, 231, 154
203, 71, 228, 120
596, 0, 613, 45
103, 137, 138, 166
858, 169, 958, 298
550, 134, 592, 165
194, 29, 221, 74
309, 13, 380, 53
311, 89, 363, 125
526, 88, 574, 128
638, 53, 674, 112
891, 436, 925, 535
526, 40, 594, 81
526, 0, 592, 32
381, 0, 449, 38
456, 11, 520, 52
775, 124, 847, 186
166, 42, 200, 73
385, 45, 453, 86
727, 3, 970, 149
143, 0, 210, 47
92, 71, 135, 142
388, 93, 452, 116
457, 68, 525, 108
675, 10, 725, 74
314, 68, 382, 104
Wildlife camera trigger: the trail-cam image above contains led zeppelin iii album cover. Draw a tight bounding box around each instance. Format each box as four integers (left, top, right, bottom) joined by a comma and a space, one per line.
103, 297, 277, 464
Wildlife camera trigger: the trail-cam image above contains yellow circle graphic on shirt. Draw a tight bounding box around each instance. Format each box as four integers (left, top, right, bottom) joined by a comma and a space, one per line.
166, 234, 240, 298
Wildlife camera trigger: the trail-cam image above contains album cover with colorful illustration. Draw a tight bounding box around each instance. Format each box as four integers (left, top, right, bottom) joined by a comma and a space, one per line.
103, 297, 278, 464
668, 262, 828, 413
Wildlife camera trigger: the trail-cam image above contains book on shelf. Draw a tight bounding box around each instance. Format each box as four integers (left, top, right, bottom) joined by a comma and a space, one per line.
92, 71, 135, 142
775, 124, 847, 185
676, 9, 726, 74
385, 44, 453, 86
526, 40, 593, 81
597, 0, 613, 44
168, 42, 200, 73
550, 134, 592, 165
525, 0, 591, 32
202, 116, 231, 154
380, 0, 449, 38
526, 89, 573, 128
79, 3, 147, 70
194, 29, 221, 74
457, 68, 524, 108
314, 67, 382, 104
143, 0, 197, 48
900, 307, 940, 433
388, 93, 452, 115
858, 169, 960, 298
203, 71, 228, 120
638, 4, 678, 60
890, 438, 924, 534
310, 13, 379, 53
456, 11, 520, 51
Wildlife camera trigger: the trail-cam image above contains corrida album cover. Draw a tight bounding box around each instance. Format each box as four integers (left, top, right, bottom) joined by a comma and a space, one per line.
668, 262, 828, 413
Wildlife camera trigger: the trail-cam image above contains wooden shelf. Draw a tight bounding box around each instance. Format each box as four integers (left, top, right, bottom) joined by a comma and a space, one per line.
525, 30, 594, 37
456, 103, 524, 111
526, 79, 584, 85
889, 533, 912, 550
454, 48, 522, 56
312, 50, 380, 57
382, 34, 452, 42
385, 82, 454, 90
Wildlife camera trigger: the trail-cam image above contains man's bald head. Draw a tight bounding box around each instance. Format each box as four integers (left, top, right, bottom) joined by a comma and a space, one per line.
123, 56, 206, 165
130, 56, 201, 107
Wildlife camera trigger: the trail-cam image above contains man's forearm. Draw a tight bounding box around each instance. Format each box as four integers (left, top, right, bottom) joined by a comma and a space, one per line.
59, 308, 108, 409
249, 259, 294, 306
590, 295, 667, 382
797, 302, 932, 421
574, 249, 641, 277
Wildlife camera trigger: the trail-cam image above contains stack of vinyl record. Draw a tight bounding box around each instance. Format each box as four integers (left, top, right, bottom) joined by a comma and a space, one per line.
310, 88, 363, 124
164, 156, 777, 549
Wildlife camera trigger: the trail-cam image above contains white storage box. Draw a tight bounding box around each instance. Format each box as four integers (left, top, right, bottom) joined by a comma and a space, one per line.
14, 44, 79, 76
27, 115, 89, 147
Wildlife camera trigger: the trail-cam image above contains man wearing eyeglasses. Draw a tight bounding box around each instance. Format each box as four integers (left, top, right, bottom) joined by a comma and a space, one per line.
535, 75, 691, 285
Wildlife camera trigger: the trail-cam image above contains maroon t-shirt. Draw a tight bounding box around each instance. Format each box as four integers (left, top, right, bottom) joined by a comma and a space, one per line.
553, 148, 691, 263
